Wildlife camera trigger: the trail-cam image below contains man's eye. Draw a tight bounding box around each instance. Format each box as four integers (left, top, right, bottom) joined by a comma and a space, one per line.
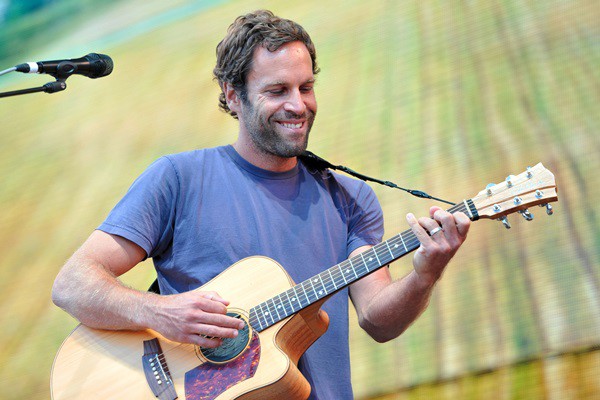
268, 89, 284, 95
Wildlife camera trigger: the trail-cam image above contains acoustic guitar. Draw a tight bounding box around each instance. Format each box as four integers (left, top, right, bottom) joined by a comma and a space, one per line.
51, 163, 558, 399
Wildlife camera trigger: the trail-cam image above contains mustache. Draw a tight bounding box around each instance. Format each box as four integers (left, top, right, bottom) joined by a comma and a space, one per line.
274, 110, 316, 120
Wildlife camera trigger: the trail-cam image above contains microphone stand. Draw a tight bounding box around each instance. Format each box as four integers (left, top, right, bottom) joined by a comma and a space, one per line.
0, 80, 67, 98
0, 66, 68, 98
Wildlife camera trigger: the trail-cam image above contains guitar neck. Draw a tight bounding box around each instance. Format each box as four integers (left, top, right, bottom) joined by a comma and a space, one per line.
248, 199, 479, 332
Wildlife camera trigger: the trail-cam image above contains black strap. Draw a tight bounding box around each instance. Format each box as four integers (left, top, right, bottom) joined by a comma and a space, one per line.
298, 151, 456, 206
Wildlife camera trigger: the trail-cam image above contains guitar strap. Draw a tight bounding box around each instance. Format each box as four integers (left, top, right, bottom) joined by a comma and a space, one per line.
298, 151, 456, 206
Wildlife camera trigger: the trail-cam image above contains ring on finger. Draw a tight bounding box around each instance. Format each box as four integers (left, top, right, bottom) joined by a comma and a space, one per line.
429, 226, 443, 236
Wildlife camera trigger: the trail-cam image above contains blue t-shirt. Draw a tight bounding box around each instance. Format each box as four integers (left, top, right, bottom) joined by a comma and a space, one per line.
99, 145, 384, 399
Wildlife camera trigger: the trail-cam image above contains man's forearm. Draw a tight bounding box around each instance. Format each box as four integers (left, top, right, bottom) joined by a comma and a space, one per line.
359, 270, 437, 343
52, 256, 155, 331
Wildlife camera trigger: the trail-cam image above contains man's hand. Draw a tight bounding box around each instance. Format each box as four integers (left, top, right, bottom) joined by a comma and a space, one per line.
406, 206, 471, 286
149, 290, 245, 348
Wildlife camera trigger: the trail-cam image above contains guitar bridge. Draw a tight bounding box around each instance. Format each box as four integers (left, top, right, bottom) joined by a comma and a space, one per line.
143, 338, 178, 400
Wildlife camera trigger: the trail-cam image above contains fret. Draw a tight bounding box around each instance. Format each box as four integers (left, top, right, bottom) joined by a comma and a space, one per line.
384, 241, 394, 259
254, 308, 265, 331
317, 274, 327, 297
299, 282, 311, 304
338, 264, 348, 285
270, 297, 282, 320
327, 268, 337, 290
359, 253, 370, 273
279, 293, 290, 317
307, 277, 317, 300
267, 298, 279, 323
305, 280, 318, 302
381, 243, 395, 264
284, 289, 295, 314
365, 252, 379, 271
352, 254, 368, 277
248, 310, 257, 331
310, 276, 325, 299
348, 258, 359, 279
372, 246, 382, 266
398, 233, 408, 252
291, 286, 302, 308
261, 301, 274, 325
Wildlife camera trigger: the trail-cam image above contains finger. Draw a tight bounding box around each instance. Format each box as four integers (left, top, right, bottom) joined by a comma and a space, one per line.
429, 206, 443, 219
202, 291, 230, 306
198, 311, 246, 331
453, 211, 471, 238
193, 322, 242, 339
417, 215, 443, 238
432, 210, 457, 237
406, 213, 432, 243
187, 333, 223, 348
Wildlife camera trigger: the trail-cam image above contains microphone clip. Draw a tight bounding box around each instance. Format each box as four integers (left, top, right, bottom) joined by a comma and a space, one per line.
0, 77, 67, 98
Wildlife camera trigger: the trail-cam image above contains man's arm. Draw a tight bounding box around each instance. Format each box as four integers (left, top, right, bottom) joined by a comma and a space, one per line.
52, 230, 244, 347
349, 207, 471, 343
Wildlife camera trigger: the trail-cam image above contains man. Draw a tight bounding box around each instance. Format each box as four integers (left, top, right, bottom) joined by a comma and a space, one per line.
52, 10, 470, 399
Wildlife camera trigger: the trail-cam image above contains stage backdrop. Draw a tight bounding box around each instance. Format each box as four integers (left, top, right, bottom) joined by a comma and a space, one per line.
0, 0, 598, 399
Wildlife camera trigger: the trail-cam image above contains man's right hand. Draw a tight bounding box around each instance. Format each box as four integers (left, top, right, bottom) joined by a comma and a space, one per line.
148, 290, 245, 348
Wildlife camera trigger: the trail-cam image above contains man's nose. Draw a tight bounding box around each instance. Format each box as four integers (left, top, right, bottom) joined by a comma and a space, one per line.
284, 89, 307, 115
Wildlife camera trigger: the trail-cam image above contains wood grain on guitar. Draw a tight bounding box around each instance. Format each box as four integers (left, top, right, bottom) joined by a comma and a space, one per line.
50, 163, 557, 400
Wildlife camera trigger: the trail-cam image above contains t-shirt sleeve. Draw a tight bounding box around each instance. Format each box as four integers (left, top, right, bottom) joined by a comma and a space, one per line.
346, 181, 384, 256
98, 156, 179, 258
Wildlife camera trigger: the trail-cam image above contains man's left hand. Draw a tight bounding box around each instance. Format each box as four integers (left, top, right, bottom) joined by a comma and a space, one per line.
406, 206, 471, 286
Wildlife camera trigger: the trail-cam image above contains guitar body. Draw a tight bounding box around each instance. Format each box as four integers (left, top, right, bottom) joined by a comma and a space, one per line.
51, 256, 330, 400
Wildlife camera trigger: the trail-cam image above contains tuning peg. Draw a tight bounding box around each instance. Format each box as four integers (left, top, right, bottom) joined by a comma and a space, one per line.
518, 209, 534, 221
505, 175, 515, 187
499, 216, 511, 229
526, 167, 533, 178
540, 203, 553, 215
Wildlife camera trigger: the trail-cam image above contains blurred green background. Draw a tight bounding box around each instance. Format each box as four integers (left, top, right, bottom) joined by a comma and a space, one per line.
0, 0, 598, 399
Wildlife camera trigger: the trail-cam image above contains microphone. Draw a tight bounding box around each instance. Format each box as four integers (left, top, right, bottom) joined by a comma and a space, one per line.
14, 53, 113, 79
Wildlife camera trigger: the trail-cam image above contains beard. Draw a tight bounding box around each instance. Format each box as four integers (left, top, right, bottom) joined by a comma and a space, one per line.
241, 99, 315, 158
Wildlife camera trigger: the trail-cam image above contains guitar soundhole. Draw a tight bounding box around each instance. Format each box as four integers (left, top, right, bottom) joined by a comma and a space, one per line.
197, 309, 252, 364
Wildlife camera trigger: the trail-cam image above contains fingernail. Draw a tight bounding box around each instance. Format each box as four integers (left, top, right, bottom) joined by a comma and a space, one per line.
406, 213, 415, 222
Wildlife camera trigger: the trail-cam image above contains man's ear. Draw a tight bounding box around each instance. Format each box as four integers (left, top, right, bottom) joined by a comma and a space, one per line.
223, 82, 241, 114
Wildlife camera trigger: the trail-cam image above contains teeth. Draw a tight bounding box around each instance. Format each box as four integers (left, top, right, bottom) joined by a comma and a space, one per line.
281, 122, 302, 129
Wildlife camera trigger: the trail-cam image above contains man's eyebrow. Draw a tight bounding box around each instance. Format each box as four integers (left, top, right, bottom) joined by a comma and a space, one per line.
263, 78, 316, 87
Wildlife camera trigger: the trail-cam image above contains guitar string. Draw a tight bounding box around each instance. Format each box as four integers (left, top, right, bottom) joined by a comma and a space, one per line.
249, 202, 470, 329
249, 201, 469, 330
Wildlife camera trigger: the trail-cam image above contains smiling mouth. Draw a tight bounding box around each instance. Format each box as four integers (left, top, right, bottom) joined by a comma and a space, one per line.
279, 121, 304, 129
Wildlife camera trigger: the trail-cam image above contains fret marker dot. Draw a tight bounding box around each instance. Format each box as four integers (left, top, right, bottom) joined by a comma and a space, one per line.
265, 312, 270, 315
394, 244, 399, 248
318, 290, 323, 295
369, 257, 373, 262
277, 305, 282, 309
346, 269, 350, 273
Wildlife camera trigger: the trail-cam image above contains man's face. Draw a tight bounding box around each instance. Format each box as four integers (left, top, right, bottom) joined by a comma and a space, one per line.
237, 41, 317, 158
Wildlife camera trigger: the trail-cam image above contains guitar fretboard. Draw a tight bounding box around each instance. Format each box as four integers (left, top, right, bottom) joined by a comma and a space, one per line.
248, 199, 478, 332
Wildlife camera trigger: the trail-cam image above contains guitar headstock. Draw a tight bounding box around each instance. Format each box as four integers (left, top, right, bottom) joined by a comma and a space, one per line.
469, 163, 558, 228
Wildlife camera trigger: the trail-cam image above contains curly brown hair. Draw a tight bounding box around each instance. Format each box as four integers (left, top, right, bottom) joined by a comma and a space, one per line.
213, 10, 319, 119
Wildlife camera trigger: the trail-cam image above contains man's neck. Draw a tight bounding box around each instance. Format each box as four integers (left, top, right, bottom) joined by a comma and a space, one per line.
232, 140, 298, 173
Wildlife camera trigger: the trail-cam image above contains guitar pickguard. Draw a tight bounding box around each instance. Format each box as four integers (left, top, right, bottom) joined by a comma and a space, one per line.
184, 331, 261, 400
